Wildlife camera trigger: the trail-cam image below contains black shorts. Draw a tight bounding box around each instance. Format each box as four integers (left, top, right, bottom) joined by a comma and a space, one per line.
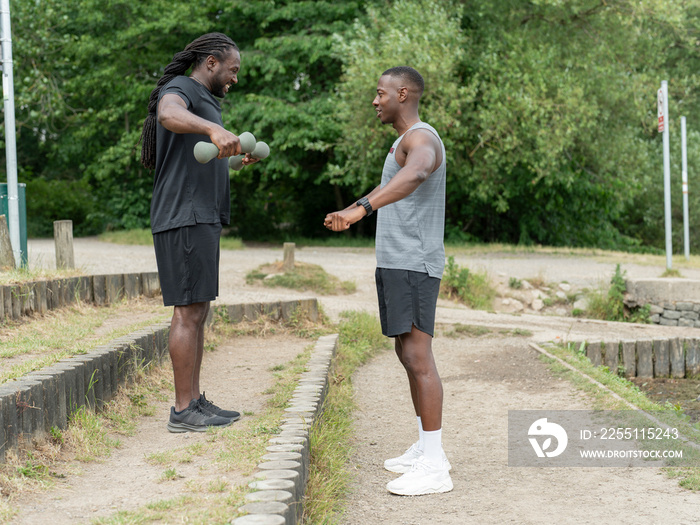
153, 223, 222, 306
375, 268, 440, 337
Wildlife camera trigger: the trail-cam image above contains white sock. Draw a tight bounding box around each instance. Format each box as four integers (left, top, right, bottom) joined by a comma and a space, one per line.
417, 416, 425, 450
423, 428, 443, 466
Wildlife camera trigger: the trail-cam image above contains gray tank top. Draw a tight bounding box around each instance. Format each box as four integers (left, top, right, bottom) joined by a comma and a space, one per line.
375, 122, 446, 278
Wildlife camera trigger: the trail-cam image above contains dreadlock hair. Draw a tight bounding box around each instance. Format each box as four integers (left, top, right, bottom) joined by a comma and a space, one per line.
139, 33, 239, 169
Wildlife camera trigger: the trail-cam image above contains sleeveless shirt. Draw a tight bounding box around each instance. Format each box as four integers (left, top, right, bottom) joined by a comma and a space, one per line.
375, 122, 446, 278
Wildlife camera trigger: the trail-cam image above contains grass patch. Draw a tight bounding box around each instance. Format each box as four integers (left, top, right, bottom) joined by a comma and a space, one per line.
209, 302, 331, 342
0, 298, 170, 384
99, 228, 155, 246
270, 236, 376, 249
661, 268, 683, 278
303, 310, 390, 523
0, 266, 84, 286
99, 228, 244, 250
440, 323, 532, 338
500, 328, 533, 337
508, 277, 523, 289
442, 323, 492, 338
67, 407, 122, 461
246, 261, 356, 295
440, 256, 496, 310
159, 467, 182, 482
583, 264, 650, 323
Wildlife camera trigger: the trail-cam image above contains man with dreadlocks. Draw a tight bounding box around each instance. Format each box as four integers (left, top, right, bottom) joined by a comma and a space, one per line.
140, 32, 254, 433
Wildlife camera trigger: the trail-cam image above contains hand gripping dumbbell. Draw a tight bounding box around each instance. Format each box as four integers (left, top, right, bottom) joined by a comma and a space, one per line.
229, 140, 270, 171
193, 131, 256, 163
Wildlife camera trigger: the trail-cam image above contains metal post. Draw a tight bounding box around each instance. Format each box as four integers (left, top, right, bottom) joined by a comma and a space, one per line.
661, 81, 672, 270
682, 116, 690, 260
1, 0, 20, 267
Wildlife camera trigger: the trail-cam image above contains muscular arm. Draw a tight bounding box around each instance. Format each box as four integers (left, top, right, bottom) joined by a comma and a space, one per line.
158, 93, 241, 159
324, 129, 440, 231
368, 130, 439, 210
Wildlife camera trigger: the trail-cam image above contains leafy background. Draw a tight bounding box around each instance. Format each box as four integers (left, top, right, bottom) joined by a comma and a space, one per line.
4, 0, 700, 252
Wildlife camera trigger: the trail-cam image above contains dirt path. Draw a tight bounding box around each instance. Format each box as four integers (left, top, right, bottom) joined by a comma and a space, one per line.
15, 238, 700, 524
343, 329, 700, 525
10, 333, 311, 524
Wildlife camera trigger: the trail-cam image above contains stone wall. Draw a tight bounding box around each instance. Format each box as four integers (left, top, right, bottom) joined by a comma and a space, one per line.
625, 278, 700, 327
647, 302, 700, 327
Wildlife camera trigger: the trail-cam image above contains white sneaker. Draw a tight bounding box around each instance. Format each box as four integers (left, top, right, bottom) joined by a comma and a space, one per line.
384, 442, 452, 474
386, 455, 453, 496
384, 442, 423, 473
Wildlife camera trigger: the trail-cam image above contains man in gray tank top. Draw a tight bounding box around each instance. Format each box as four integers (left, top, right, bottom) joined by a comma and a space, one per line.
325, 66, 452, 496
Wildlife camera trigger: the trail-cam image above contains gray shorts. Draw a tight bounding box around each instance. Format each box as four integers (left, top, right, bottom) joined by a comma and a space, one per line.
375, 268, 440, 337
153, 223, 222, 306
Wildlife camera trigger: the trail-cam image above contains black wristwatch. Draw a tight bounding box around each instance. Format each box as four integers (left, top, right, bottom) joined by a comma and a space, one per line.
356, 197, 373, 217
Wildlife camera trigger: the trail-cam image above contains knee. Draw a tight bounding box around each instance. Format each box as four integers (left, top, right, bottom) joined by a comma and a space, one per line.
401, 353, 432, 377
173, 303, 209, 328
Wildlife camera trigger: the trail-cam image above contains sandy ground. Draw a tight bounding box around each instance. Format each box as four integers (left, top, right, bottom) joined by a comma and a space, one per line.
10, 238, 700, 524
10, 332, 312, 524
343, 337, 700, 525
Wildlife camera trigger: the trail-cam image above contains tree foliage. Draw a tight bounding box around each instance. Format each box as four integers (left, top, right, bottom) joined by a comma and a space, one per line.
4, 0, 700, 252
334, 0, 700, 249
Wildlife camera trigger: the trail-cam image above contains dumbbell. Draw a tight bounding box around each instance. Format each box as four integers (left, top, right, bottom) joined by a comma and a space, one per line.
193, 131, 256, 164
229, 141, 270, 171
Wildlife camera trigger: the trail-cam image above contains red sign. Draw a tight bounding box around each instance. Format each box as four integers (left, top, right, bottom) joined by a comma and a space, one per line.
658, 88, 665, 133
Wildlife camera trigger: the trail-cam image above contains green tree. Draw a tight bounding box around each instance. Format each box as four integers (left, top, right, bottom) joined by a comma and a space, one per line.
214, 1, 376, 239
8, 0, 375, 238
331, 0, 700, 249
6, 0, 700, 251
11, 0, 220, 234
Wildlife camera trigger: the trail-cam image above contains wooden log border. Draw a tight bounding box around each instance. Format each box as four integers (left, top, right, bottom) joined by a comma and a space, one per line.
0, 298, 319, 462
0, 272, 161, 322
569, 338, 700, 379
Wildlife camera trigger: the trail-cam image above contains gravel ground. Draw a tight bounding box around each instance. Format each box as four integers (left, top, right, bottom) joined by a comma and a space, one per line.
19, 237, 700, 524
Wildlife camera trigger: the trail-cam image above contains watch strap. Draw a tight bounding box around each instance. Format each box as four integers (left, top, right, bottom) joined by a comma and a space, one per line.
356, 197, 373, 216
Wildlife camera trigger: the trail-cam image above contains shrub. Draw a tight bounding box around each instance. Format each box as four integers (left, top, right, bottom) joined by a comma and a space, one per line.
440, 256, 496, 310
586, 264, 650, 323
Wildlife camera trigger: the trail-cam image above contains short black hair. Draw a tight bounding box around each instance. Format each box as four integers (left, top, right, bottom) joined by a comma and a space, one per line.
382, 66, 424, 97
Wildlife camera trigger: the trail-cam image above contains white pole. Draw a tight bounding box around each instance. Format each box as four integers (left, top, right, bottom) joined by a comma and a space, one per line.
682, 116, 690, 260
0, 0, 20, 267
662, 81, 672, 270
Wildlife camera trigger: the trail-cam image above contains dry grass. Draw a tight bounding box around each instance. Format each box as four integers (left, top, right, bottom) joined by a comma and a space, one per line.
0, 298, 170, 384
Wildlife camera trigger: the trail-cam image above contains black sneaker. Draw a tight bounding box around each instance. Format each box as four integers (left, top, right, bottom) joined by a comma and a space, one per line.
167, 398, 233, 433
198, 392, 241, 422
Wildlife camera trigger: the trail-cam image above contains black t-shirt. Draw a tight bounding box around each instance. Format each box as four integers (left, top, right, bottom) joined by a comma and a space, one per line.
150, 76, 231, 233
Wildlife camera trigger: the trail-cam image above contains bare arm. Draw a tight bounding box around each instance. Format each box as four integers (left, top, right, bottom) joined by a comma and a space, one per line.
367, 130, 438, 210
158, 93, 241, 159
324, 130, 440, 231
